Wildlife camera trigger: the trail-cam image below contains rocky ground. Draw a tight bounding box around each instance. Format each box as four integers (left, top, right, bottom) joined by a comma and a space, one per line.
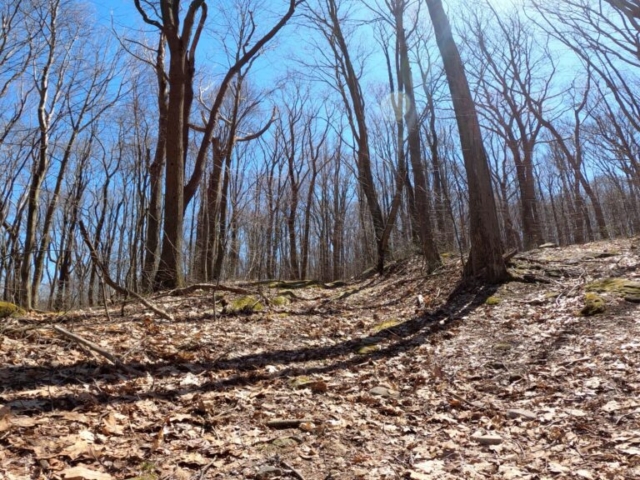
1, 238, 640, 479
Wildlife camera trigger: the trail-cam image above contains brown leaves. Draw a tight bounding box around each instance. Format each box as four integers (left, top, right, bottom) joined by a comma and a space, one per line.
61, 466, 114, 480
1, 243, 640, 478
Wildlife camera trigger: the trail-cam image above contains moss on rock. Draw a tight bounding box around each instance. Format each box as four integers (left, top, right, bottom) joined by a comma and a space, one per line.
586, 278, 640, 297
271, 296, 290, 307
224, 296, 264, 314
586, 278, 640, 304
0, 301, 24, 318
485, 296, 501, 306
581, 292, 606, 316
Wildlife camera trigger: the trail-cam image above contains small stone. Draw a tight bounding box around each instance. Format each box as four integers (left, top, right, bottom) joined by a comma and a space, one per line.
369, 386, 396, 398
471, 433, 503, 445
539, 243, 557, 249
507, 409, 536, 420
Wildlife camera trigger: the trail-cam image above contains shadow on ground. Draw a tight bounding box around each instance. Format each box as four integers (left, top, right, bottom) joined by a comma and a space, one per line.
0, 281, 499, 413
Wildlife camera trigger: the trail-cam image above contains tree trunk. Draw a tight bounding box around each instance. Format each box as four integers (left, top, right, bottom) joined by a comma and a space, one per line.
142, 35, 167, 291
395, 6, 441, 271
425, 0, 508, 282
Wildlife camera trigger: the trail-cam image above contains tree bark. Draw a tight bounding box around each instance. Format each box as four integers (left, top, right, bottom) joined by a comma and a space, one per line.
425, 0, 508, 282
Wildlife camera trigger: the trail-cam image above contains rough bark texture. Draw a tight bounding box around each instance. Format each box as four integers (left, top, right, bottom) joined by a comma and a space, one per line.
142, 35, 168, 292
425, 0, 508, 283
395, 4, 441, 271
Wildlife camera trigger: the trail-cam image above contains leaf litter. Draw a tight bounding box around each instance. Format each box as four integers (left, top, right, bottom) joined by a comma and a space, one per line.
0, 238, 639, 479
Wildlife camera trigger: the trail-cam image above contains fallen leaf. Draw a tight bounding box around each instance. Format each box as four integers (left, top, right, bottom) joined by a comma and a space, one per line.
61, 466, 114, 480
576, 470, 594, 479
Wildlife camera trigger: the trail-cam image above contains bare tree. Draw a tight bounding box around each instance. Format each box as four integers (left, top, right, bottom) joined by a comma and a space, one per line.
20, 0, 122, 309
424, 0, 508, 282
463, 5, 553, 250
134, 0, 301, 290
306, 0, 404, 273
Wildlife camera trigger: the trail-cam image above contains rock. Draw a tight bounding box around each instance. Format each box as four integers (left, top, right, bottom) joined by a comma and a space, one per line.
223, 296, 264, 314
507, 409, 536, 420
625, 295, 640, 303
369, 386, 397, 398
271, 436, 301, 448
539, 243, 557, 249
471, 433, 503, 445
586, 278, 640, 296
493, 342, 512, 351
270, 296, 290, 306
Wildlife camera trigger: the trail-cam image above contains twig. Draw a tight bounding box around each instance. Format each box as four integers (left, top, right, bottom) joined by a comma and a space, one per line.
447, 389, 476, 408
280, 460, 305, 480
78, 221, 174, 322
197, 460, 215, 480
52, 325, 141, 375
100, 277, 112, 323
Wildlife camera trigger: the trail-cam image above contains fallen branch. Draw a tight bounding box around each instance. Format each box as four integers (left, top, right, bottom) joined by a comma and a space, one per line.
78, 221, 174, 322
167, 283, 255, 296
280, 460, 305, 480
52, 325, 141, 375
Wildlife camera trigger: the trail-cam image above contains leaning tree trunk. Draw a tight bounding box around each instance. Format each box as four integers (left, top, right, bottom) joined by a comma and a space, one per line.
425, 0, 508, 283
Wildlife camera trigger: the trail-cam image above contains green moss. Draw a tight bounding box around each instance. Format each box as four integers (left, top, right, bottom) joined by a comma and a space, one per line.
224, 296, 264, 314
485, 296, 501, 306
440, 252, 453, 259
0, 302, 24, 318
586, 278, 640, 297
271, 296, 290, 306
581, 292, 606, 316
372, 319, 401, 333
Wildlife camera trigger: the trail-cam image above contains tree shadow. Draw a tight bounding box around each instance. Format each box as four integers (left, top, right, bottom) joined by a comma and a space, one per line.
0, 280, 499, 413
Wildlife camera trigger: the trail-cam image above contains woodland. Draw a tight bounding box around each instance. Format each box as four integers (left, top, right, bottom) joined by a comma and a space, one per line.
0, 0, 640, 478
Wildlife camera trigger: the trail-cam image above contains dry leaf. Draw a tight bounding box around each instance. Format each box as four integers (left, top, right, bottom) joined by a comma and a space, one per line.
61, 466, 114, 480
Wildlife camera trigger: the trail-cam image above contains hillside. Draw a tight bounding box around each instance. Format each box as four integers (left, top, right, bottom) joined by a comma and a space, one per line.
1, 238, 639, 479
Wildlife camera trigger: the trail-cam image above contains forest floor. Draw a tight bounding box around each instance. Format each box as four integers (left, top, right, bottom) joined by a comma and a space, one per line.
1, 239, 640, 480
